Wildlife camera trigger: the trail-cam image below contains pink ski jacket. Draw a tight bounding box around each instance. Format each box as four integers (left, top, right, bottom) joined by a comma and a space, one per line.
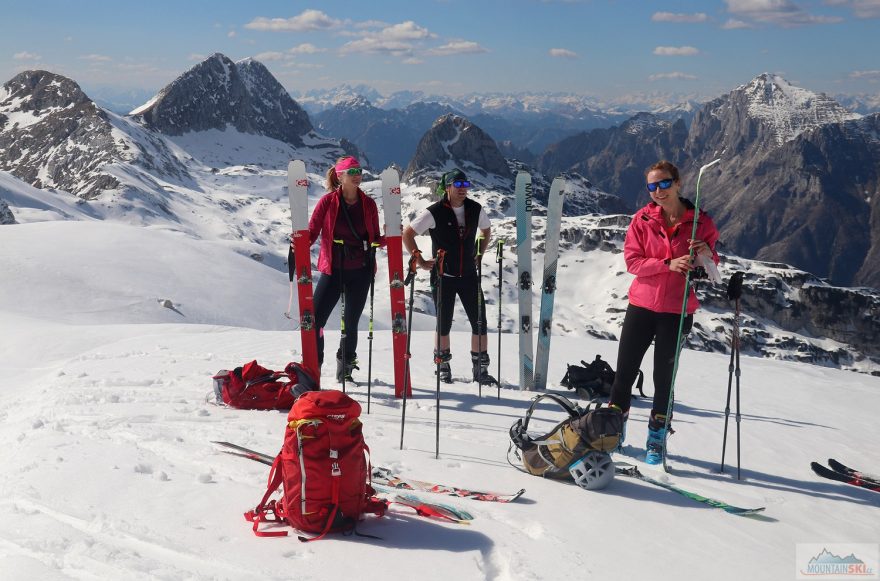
624, 200, 719, 315
308, 188, 384, 275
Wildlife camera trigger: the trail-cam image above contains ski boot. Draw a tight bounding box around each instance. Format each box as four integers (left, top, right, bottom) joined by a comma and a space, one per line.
645, 412, 669, 465
434, 349, 453, 384
471, 351, 498, 386
335, 352, 360, 383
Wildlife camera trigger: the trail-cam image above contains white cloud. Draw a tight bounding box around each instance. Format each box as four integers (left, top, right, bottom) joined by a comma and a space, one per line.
188, 53, 207, 62
403, 57, 425, 65
289, 43, 325, 55
79, 54, 112, 62
549, 48, 578, 59
13, 51, 41, 61
254, 51, 286, 61
653, 46, 701, 56
724, 0, 843, 27
228, 30, 237, 38
355, 20, 389, 29
649, 72, 699, 81
824, 0, 880, 18
722, 18, 753, 28
245, 10, 340, 32
381, 21, 434, 41
652, 12, 709, 22
427, 41, 488, 56
339, 37, 415, 56
850, 69, 880, 80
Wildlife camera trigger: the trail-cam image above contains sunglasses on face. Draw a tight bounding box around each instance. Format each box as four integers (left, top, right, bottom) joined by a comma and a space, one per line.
451, 180, 471, 188
341, 168, 363, 176
646, 178, 674, 192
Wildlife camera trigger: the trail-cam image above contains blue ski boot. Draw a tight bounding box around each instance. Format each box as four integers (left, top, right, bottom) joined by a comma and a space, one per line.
645, 413, 669, 465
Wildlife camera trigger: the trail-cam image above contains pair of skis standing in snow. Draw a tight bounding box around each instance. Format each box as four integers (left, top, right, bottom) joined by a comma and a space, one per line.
287, 159, 502, 404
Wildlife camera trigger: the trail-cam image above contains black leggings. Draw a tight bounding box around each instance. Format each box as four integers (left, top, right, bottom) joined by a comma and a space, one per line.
313, 266, 372, 364
609, 304, 693, 417
431, 275, 487, 336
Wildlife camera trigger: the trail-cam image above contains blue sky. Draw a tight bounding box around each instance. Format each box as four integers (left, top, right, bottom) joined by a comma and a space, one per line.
2, 0, 878, 101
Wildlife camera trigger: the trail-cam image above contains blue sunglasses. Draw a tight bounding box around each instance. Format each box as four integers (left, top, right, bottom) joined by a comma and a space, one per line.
452, 180, 471, 188
646, 178, 674, 193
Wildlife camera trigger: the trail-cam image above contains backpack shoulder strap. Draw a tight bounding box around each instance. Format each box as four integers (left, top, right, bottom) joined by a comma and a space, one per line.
244, 456, 288, 537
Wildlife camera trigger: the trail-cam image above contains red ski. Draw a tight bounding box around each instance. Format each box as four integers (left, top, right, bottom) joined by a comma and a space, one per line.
288, 160, 320, 385
380, 168, 411, 398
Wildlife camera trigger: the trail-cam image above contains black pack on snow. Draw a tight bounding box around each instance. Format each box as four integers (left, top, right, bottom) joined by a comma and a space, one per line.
560, 354, 645, 401
508, 393, 623, 479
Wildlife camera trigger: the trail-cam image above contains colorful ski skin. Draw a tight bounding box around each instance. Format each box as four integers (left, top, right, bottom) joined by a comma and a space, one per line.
614, 461, 766, 516
288, 161, 320, 385
371, 466, 525, 503
212, 441, 471, 523
515, 171, 535, 391
380, 168, 412, 398
533, 177, 566, 391
811, 461, 880, 492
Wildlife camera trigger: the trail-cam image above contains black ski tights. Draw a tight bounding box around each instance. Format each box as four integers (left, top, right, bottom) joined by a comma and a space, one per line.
609, 304, 693, 417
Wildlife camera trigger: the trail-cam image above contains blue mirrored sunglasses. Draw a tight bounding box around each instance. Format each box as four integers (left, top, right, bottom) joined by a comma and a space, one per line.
646, 178, 674, 192
452, 180, 471, 188
342, 168, 363, 176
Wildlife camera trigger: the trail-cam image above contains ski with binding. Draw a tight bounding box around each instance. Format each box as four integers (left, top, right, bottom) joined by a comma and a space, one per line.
515, 171, 534, 391
811, 462, 880, 492
380, 168, 412, 398
533, 176, 566, 391
372, 466, 525, 503
614, 461, 765, 516
288, 160, 320, 385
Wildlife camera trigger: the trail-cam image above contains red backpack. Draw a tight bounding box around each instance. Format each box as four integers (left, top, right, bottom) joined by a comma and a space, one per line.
212, 361, 316, 410
245, 390, 385, 540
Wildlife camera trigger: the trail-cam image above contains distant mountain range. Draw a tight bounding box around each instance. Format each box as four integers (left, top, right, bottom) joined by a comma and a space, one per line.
1, 53, 879, 372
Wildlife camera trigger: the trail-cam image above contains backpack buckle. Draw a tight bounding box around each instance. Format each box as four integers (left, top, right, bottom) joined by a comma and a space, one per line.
331, 461, 341, 476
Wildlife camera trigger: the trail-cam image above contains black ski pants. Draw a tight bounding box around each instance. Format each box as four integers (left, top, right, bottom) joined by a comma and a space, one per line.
609, 304, 693, 418
313, 265, 372, 365
431, 274, 487, 337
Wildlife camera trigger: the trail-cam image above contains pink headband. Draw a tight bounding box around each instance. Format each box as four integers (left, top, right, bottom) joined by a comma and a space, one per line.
335, 157, 361, 173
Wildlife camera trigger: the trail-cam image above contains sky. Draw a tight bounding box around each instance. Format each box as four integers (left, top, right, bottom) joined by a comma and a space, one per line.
2, 0, 879, 102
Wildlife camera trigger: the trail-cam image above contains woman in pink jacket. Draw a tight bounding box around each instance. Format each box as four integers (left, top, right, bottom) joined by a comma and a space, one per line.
608, 160, 719, 465
309, 156, 384, 383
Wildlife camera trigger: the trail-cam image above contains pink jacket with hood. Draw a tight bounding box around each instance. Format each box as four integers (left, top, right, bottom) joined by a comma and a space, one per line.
308, 188, 385, 275
624, 199, 719, 314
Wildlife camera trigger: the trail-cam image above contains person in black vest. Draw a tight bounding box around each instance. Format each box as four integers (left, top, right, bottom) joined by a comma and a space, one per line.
402, 168, 497, 385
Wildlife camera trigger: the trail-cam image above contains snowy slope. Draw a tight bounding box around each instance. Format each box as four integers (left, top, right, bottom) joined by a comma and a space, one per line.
1, 201, 879, 581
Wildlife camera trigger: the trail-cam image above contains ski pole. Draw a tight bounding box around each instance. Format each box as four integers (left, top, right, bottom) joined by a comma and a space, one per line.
663, 158, 721, 472
399, 253, 419, 450
434, 249, 446, 460
334, 239, 347, 394
496, 239, 504, 399
475, 236, 485, 397
366, 243, 379, 414
721, 271, 744, 475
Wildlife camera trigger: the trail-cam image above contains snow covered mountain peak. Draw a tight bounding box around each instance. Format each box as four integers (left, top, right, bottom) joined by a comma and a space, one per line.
130, 53, 312, 147
739, 72, 860, 145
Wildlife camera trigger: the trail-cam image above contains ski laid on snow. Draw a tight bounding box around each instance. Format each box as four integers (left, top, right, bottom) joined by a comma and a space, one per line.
811, 461, 880, 492
371, 484, 473, 523
533, 177, 566, 391
372, 466, 525, 503
288, 160, 320, 385
212, 442, 472, 522
827, 458, 880, 485
515, 171, 534, 391
380, 168, 412, 398
614, 462, 766, 516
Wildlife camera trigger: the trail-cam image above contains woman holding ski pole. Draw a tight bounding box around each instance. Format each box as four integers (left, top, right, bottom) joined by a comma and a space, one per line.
607, 160, 719, 465
305, 156, 384, 383
402, 168, 496, 386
